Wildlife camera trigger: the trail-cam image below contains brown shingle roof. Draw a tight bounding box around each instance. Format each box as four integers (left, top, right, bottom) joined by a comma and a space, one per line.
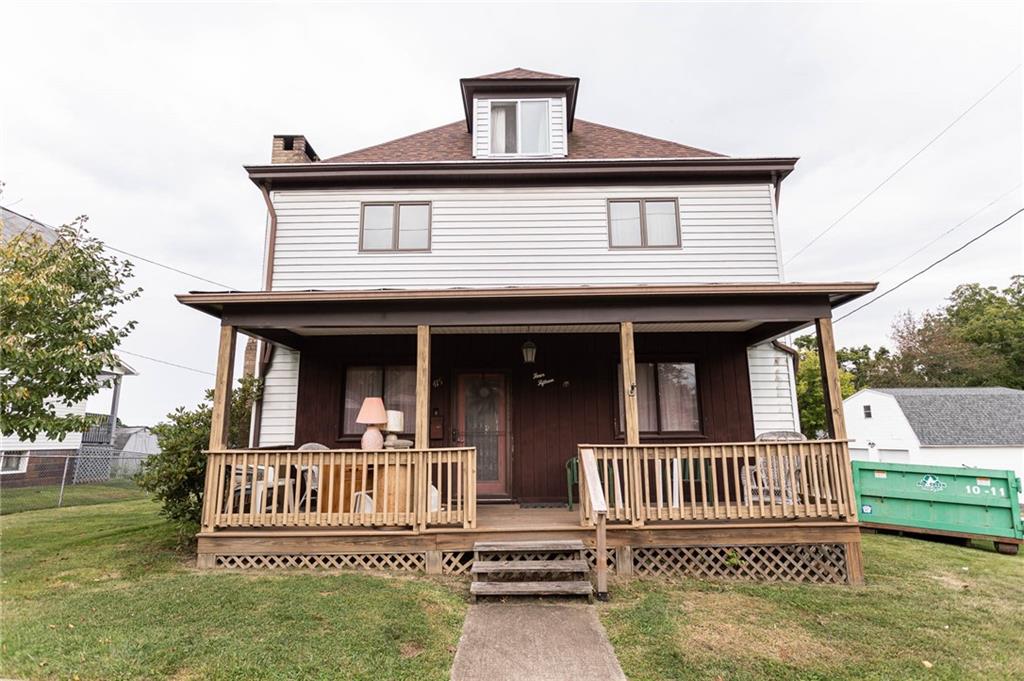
473, 67, 571, 80
323, 119, 723, 163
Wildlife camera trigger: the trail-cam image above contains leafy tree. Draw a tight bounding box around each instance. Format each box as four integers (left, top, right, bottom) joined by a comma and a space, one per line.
138, 377, 261, 536
1, 215, 139, 441
794, 337, 856, 437
943, 277, 1024, 388
881, 311, 1009, 387
793, 277, 1021, 433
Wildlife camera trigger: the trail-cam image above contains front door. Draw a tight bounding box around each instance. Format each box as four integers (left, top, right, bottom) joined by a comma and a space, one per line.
454, 373, 508, 496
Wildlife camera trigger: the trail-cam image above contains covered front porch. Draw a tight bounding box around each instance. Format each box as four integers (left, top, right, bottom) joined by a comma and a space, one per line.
179, 283, 874, 585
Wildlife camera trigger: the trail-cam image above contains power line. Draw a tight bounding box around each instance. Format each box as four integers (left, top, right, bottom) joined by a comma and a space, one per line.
875, 183, 1022, 278
785, 63, 1022, 266
104, 244, 236, 289
835, 207, 1023, 323
117, 350, 215, 377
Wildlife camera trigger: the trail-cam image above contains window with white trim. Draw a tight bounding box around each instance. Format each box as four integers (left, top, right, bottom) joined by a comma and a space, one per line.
1, 451, 28, 474
617, 362, 701, 434
490, 100, 550, 155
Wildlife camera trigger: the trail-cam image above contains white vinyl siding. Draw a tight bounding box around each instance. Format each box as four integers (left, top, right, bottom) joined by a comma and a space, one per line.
0, 399, 86, 452
747, 343, 800, 436
269, 183, 781, 289
258, 348, 300, 447
473, 95, 566, 158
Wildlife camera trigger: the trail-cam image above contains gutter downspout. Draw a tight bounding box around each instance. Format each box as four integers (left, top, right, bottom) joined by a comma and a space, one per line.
251, 182, 279, 447
259, 182, 278, 291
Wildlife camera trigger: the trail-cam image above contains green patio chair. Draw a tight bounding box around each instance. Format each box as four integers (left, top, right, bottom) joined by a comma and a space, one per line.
566, 456, 579, 510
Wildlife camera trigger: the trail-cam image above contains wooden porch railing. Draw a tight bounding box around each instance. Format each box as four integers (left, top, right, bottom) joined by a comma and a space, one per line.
199, 447, 476, 532
579, 447, 609, 599
578, 440, 857, 526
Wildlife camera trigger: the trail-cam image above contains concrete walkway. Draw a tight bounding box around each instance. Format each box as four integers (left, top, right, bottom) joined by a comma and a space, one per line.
450, 602, 627, 681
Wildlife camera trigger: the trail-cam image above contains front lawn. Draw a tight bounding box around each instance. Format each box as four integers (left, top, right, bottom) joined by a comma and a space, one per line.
601, 534, 1024, 680
0, 499, 465, 681
1, 478, 148, 515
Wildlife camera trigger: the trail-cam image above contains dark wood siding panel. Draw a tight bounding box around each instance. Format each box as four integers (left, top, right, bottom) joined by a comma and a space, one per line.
288, 331, 754, 501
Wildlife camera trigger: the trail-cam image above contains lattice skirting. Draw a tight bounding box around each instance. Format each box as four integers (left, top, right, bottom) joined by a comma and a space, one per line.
208, 543, 850, 584
214, 552, 426, 571
632, 543, 849, 584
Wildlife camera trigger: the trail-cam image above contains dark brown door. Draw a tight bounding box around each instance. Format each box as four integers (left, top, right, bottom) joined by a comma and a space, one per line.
454, 373, 508, 496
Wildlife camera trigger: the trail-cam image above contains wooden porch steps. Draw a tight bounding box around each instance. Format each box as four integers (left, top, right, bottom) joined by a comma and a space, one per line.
470, 581, 594, 597
470, 539, 593, 602
471, 559, 589, 574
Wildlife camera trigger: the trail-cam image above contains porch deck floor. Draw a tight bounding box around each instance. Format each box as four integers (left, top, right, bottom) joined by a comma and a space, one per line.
475, 504, 580, 531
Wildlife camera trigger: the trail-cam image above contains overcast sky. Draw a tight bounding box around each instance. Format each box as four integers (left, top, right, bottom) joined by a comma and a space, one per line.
3, 2, 1021, 426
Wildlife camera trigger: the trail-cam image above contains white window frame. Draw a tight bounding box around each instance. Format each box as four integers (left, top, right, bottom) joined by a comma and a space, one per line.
0, 450, 29, 475
488, 98, 551, 157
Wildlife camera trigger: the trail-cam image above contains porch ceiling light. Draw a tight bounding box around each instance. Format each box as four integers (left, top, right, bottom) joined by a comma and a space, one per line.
521, 340, 537, 364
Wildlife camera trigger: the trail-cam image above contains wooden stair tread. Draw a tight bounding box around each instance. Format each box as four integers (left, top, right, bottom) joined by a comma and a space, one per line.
470, 580, 594, 596
473, 540, 586, 552
471, 559, 589, 574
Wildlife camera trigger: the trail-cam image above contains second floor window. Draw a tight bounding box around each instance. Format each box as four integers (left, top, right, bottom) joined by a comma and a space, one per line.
360, 202, 431, 251
608, 199, 681, 248
490, 100, 550, 155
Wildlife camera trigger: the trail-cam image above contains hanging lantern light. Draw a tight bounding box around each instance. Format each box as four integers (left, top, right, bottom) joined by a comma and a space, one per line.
521, 340, 537, 364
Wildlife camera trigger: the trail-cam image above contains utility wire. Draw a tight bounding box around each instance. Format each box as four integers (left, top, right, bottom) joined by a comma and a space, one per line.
875, 183, 1022, 278
117, 350, 215, 377
835, 207, 1023, 323
785, 63, 1022, 265
103, 244, 236, 289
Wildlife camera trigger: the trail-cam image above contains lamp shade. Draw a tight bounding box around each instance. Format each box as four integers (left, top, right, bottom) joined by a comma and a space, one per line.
355, 397, 387, 424
386, 409, 405, 433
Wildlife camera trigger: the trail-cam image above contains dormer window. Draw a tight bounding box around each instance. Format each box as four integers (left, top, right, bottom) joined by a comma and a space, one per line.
490, 100, 550, 155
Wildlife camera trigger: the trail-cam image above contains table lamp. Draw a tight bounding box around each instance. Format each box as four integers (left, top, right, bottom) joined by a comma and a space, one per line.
356, 397, 387, 450
384, 410, 405, 448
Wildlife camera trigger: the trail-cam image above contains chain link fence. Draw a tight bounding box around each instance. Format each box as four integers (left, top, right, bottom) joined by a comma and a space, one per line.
0, 452, 153, 515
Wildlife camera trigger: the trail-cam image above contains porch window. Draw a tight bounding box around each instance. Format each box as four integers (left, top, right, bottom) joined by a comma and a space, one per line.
608, 199, 680, 248
360, 202, 431, 251
617, 362, 700, 434
0, 451, 28, 474
342, 366, 416, 436
490, 100, 550, 155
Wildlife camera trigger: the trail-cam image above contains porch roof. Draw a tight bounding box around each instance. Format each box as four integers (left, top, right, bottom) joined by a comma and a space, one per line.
174, 280, 872, 348
176, 282, 876, 348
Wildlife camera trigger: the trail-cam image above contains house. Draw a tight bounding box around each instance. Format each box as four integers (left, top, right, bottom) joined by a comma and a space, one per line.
845, 387, 1024, 501
178, 68, 877, 591
1, 206, 139, 489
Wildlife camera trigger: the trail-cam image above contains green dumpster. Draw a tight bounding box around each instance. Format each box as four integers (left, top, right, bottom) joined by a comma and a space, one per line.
852, 461, 1023, 555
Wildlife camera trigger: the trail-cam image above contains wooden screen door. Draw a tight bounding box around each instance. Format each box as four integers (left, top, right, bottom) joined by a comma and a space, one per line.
454, 373, 508, 496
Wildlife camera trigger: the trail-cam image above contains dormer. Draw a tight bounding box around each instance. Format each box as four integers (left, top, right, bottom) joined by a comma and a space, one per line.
460, 68, 580, 159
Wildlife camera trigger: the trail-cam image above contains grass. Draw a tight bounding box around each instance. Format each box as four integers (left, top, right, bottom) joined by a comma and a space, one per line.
1, 478, 149, 515
600, 534, 1024, 680
5, 498, 1022, 680
0, 499, 466, 681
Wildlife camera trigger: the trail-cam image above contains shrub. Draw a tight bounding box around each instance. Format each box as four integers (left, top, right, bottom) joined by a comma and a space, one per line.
138, 376, 260, 537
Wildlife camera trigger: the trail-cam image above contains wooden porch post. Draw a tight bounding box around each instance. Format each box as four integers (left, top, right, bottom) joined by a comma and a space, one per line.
619, 322, 640, 445
209, 325, 237, 450
415, 325, 431, 449
415, 325, 431, 532
815, 317, 847, 440
201, 325, 236, 545
619, 322, 644, 526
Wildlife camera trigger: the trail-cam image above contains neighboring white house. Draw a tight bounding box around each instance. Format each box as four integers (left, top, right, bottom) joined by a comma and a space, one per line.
845, 387, 1024, 501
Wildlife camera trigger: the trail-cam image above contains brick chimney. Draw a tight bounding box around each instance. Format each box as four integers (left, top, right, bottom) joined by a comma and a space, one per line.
271, 135, 319, 163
